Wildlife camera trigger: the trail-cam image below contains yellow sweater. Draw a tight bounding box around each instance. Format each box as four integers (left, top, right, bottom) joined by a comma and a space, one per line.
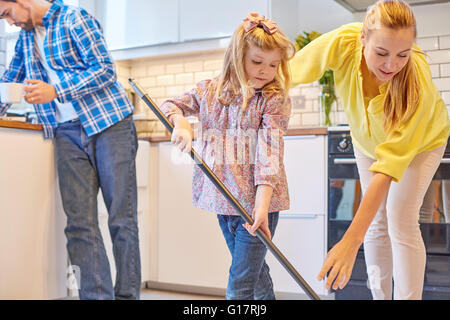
290, 22, 450, 182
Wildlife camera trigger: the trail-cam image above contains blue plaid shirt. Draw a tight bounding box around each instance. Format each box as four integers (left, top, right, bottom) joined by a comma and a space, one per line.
0, 1, 133, 138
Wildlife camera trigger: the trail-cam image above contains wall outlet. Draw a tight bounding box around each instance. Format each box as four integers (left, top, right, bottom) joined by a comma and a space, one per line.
292, 95, 306, 110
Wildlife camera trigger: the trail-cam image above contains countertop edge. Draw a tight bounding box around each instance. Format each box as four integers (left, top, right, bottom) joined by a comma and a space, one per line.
144, 127, 328, 143
0, 120, 328, 140
0, 120, 43, 132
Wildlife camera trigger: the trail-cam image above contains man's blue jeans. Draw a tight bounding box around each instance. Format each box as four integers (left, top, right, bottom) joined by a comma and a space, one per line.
55, 116, 141, 300
217, 212, 279, 300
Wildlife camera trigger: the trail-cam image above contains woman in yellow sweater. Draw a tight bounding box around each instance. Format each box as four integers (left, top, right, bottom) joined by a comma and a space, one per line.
290, 0, 450, 299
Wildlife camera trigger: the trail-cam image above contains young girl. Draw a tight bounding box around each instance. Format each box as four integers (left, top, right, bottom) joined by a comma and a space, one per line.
290, 0, 450, 299
160, 13, 295, 300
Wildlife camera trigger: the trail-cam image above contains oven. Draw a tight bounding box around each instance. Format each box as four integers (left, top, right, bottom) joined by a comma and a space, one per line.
327, 126, 450, 300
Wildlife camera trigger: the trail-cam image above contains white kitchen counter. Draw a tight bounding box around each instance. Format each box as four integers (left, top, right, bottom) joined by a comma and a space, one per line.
0, 125, 67, 299
0, 121, 152, 299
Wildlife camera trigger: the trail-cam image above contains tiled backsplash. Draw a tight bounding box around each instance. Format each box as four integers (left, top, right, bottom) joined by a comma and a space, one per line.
116, 50, 347, 135
417, 35, 450, 110
115, 51, 224, 136
119, 33, 450, 137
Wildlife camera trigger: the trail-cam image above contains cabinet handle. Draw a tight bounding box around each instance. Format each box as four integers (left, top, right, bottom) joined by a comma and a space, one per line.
280, 214, 318, 219
284, 135, 317, 140
333, 158, 356, 165
441, 158, 450, 164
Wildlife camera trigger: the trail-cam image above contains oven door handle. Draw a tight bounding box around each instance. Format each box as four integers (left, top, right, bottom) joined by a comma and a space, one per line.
334, 157, 450, 165
334, 158, 450, 164
333, 158, 357, 164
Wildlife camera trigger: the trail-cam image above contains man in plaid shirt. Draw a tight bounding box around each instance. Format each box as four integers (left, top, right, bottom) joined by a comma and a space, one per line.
0, 0, 141, 300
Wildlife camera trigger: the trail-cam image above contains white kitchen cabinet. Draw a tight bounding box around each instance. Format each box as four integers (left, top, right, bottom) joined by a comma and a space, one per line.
155, 142, 230, 290
97, 0, 298, 60
265, 134, 329, 298
179, 0, 269, 42
283, 135, 327, 216
98, 140, 152, 284
102, 0, 179, 50
266, 214, 328, 297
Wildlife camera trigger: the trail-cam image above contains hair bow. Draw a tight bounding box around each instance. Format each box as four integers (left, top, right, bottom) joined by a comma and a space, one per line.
242, 13, 278, 35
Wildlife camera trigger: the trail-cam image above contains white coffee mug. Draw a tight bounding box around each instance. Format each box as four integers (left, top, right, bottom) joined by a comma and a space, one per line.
0, 83, 25, 104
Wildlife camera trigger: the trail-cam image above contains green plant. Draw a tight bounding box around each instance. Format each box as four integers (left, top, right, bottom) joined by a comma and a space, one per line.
296, 31, 337, 126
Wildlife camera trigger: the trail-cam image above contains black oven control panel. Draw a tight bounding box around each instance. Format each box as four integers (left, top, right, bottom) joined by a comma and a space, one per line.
328, 132, 353, 155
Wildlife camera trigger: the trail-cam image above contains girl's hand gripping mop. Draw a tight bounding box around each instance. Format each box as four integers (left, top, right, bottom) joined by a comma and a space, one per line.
129, 78, 320, 301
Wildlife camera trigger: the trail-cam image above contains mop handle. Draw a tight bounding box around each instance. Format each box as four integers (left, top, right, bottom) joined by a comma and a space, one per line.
129, 78, 320, 301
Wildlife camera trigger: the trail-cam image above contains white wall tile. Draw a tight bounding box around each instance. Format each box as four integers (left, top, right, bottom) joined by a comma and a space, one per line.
441, 63, 450, 77
442, 91, 450, 105
427, 50, 450, 64
166, 63, 184, 74
130, 65, 147, 78
416, 37, 439, 51
116, 64, 130, 78
184, 61, 204, 73
139, 77, 157, 88
440, 35, 450, 50
194, 71, 214, 83
434, 78, 450, 92
184, 84, 194, 92
430, 64, 440, 78
146, 86, 166, 98
166, 85, 186, 97
156, 75, 175, 86
147, 65, 166, 76
175, 73, 194, 85
287, 113, 302, 128
335, 111, 348, 125
303, 100, 314, 112
301, 87, 320, 100
204, 59, 223, 71
301, 113, 320, 126
289, 87, 301, 97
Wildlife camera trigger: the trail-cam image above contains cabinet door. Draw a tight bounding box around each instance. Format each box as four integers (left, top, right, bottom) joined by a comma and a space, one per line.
103, 0, 179, 50
156, 143, 230, 289
266, 214, 328, 297
179, 0, 269, 41
283, 135, 326, 215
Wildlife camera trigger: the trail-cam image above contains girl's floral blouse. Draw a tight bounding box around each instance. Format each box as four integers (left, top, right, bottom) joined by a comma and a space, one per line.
160, 79, 291, 216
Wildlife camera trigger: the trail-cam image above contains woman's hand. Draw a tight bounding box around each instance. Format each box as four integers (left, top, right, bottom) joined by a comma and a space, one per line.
170, 114, 193, 153
317, 236, 361, 290
24, 79, 57, 104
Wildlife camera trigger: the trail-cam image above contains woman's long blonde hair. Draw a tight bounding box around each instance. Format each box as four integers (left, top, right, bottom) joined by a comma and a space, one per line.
215, 18, 296, 109
363, 0, 420, 133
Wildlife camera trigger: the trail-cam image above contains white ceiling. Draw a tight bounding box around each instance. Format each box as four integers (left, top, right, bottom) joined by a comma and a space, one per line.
334, 0, 450, 12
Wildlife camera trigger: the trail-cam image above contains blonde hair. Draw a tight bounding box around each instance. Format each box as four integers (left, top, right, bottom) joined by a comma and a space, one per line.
215, 19, 296, 109
363, 0, 420, 133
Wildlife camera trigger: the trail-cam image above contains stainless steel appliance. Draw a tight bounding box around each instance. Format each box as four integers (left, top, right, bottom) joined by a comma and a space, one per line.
327, 126, 450, 299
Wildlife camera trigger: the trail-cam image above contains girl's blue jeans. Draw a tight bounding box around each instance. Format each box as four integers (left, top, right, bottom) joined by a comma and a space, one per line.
217, 212, 279, 300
